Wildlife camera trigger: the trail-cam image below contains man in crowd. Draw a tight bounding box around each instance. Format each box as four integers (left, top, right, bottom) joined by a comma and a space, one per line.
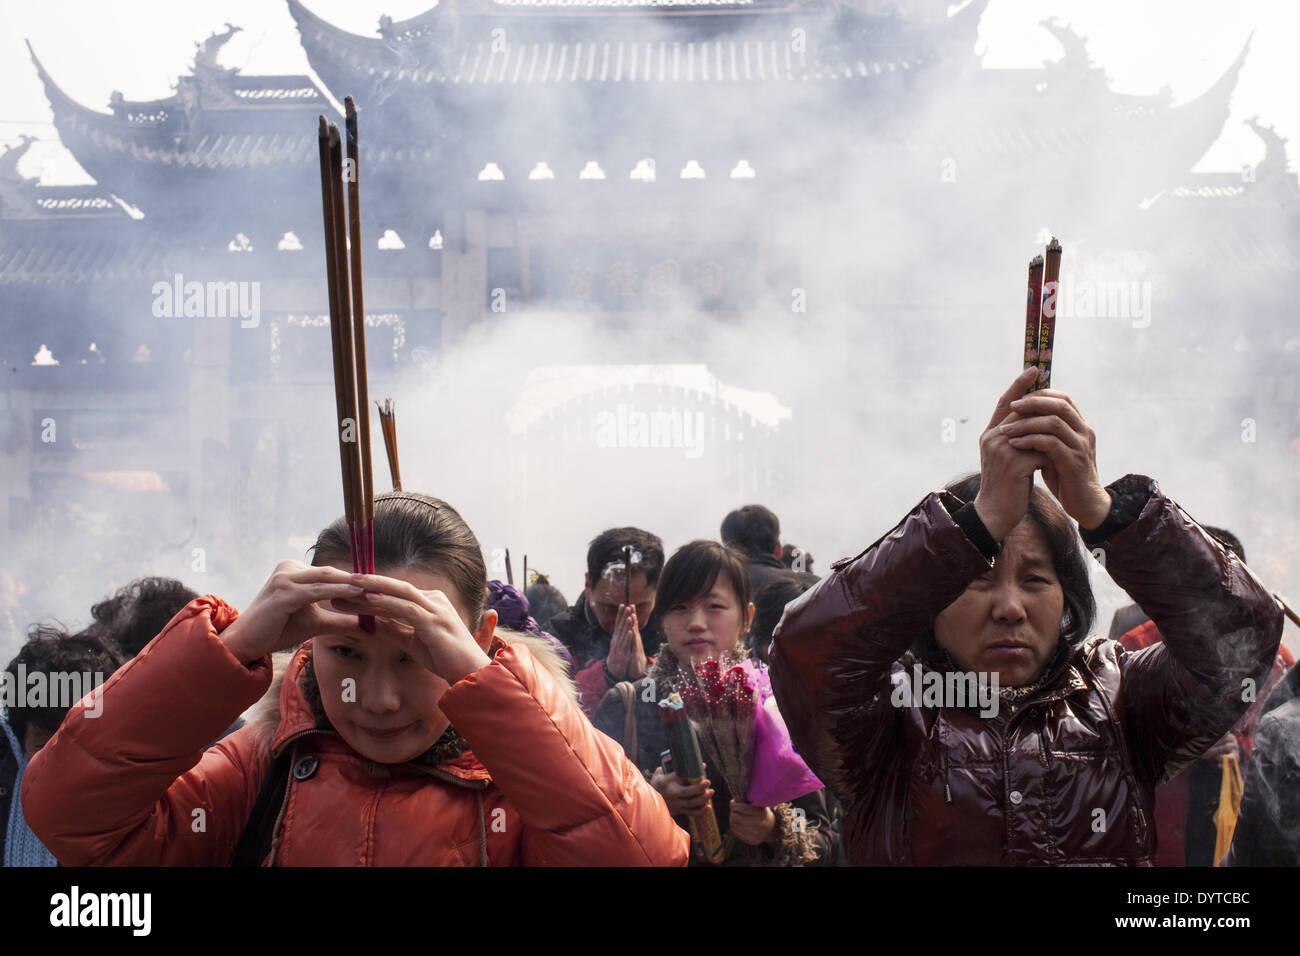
2, 626, 123, 865
548, 528, 665, 715
721, 505, 819, 594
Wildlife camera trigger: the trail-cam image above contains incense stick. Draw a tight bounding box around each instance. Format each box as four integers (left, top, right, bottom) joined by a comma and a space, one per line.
1023, 255, 1044, 374
523, 555, 528, 590
319, 111, 374, 632
1276, 592, 1300, 629
1035, 238, 1062, 391
622, 545, 633, 605
505, 548, 514, 587
318, 118, 357, 539
327, 126, 362, 549
345, 96, 374, 584
377, 398, 401, 491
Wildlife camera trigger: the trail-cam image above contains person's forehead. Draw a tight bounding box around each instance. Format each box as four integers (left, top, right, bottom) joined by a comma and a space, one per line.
327, 562, 473, 618
671, 585, 735, 604
999, 523, 1053, 565
592, 572, 652, 595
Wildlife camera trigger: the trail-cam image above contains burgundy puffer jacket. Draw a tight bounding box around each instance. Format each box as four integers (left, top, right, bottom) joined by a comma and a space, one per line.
770, 475, 1283, 865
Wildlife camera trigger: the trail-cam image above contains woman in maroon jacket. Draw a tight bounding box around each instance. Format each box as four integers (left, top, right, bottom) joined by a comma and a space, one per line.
770, 367, 1283, 865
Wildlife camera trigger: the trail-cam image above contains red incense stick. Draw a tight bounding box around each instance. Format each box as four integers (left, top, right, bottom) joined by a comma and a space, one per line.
1035, 238, 1062, 391
1023, 255, 1044, 374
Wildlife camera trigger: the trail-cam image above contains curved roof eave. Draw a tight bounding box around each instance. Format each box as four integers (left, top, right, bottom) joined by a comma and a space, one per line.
1165, 33, 1251, 156
27, 39, 175, 135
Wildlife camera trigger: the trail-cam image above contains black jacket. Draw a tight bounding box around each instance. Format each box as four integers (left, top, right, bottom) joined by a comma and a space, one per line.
743, 552, 819, 597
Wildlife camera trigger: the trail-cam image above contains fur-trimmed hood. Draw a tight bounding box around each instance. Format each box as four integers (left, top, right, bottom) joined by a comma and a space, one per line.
242, 627, 578, 768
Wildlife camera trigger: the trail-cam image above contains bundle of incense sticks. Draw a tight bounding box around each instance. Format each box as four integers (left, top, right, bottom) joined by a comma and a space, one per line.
1021, 238, 1063, 391
377, 398, 401, 491
317, 97, 375, 631
505, 549, 514, 586
658, 693, 727, 864
522, 555, 529, 590
622, 545, 634, 604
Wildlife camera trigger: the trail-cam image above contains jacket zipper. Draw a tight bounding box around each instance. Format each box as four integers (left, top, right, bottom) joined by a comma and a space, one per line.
264, 728, 331, 867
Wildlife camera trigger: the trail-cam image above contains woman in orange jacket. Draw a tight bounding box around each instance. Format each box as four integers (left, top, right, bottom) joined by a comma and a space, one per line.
22, 492, 689, 866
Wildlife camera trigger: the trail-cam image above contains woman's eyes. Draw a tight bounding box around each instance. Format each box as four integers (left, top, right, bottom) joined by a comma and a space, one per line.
332, 645, 415, 665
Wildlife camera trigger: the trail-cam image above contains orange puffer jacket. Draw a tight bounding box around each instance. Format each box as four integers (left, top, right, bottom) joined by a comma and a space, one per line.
22, 596, 689, 866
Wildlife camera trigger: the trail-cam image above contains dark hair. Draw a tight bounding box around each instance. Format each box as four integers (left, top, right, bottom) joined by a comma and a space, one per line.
310, 492, 487, 629
1203, 526, 1245, 563
585, 528, 664, 590
4, 625, 124, 744
88, 576, 199, 659
781, 543, 814, 575
720, 505, 780, 556
525, 575, 568, 632
751, 577, 814, 664
655, 541, 753, 643
938, 473, 1096, 653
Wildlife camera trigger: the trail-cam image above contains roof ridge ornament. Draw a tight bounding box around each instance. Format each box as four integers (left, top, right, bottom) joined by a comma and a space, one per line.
0, 134, 37, 184
193, 24, 243, 78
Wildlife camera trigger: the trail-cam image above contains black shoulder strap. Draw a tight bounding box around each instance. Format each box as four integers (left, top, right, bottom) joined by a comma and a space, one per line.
232, 750, 293, 866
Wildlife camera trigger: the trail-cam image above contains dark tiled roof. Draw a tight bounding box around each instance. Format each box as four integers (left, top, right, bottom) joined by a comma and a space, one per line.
288, 0, 968, 92
0, 233, 167, 285
27, 41, 331, 173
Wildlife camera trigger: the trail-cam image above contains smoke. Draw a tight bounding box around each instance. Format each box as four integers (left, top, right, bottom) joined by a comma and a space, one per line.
2, 3, 1296, 675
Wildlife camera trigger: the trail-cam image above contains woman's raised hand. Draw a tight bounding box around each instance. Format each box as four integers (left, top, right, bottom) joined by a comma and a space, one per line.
1000, 387, 1112, 530
330, 573, 492, 684
973, 367, 1053, 541
221, 561, 369, 663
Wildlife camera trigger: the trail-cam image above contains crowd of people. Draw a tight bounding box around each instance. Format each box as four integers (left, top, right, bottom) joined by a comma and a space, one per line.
2, 369, 1294, 866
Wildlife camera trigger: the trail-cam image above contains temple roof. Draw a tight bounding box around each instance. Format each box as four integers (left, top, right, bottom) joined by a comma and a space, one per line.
0, 135, 129, 222
0, 232, 166, 286
287, 0, 983, 98
25, 36, 332, 209
14, 3, 1258, 233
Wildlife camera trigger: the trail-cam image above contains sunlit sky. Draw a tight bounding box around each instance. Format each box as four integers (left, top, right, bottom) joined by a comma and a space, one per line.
0, 0, 1295, 186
